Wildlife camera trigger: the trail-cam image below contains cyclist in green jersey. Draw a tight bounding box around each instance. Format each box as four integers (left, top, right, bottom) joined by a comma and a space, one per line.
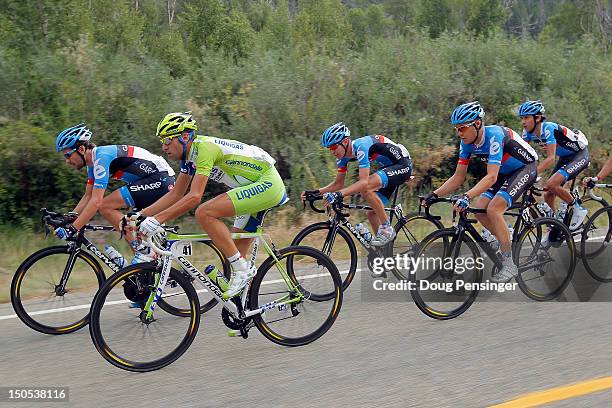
131, 112, 287, 298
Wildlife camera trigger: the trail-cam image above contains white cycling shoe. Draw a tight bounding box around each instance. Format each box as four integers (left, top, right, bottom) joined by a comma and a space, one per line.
491, 255, 518, 283
223, 265, 257, 299
569, 206, 588, 230
371, 224, 396, 246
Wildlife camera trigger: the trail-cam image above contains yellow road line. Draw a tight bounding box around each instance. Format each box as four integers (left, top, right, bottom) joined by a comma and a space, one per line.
490, 376, 612, 407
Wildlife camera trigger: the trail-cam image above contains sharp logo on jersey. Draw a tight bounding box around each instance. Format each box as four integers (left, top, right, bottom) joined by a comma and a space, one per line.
93, 159, 106, 179
236, 181, 273, 200
357, 150, 366, 162
129, 181, 162, 192
387, 167, 411, 176
215, 140, 244, 150
490, 142, 501, 156
509, 173, 532, 197
567, 158, 587, 174
139, 163, 155, 174
225, 160, 263, 171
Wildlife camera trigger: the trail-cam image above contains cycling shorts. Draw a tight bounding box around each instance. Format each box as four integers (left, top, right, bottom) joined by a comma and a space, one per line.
553, 148, 590, 183
119, 172, 175, 210
482, 162, 537, 207
374, 158, 412, 205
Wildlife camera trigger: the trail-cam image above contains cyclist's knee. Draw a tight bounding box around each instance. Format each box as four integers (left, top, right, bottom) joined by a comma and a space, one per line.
195, 204, 216, 220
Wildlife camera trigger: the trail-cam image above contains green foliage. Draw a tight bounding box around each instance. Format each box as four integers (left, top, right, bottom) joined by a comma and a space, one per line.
0, 0, 610, 225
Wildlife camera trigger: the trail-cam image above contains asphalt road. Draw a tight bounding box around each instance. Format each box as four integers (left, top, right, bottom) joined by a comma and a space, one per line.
1, 260, 611, 408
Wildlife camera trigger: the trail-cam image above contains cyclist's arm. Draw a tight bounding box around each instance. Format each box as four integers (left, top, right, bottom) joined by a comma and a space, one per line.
154, 174, 208, 224
73, 183, 93, 214
464, 164, 500, 199
339, 168, 369, 197
73, 187, 105, 230
596, 158, 612, 180
141, 172, 191, 217
537, 144, 556, 174
319, 172, 346, 193
434, 164, 468, 197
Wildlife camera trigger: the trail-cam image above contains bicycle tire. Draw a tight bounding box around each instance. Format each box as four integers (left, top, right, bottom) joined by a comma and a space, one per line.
250, 246, 343, 346
514, 217, 576, 300
390, 212, 445, 280
290, 221, 357, 296
11, 245, 106, 335
89, 263, 200, 372
409, 229, 483, 320
581, 205, 612, 282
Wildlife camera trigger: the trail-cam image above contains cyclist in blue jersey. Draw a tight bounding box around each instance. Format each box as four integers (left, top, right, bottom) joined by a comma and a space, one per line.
518, 100, 590, 230
53, 123, 176, 264
584, 158, 612, 185
306, 122, 413, 251
422, 102, 538, 282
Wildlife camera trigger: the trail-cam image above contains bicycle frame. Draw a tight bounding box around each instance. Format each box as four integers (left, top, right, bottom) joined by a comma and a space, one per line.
142, 229, 305, 320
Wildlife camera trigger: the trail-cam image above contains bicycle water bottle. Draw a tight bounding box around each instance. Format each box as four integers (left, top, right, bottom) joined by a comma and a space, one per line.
204, 265, 229, 291
508, 224, 515, 242
557, 201, 568, 220
104, 245, 126, 268
536, 202, 554, 218
355, 223, 372, 242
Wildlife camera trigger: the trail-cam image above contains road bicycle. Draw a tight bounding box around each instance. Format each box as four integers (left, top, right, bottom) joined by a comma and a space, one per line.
294, 189, 443, 298
410, 193, 576, 320
10, 209, 228, 335
580, 182, 612, 282
88, 205, 343, 372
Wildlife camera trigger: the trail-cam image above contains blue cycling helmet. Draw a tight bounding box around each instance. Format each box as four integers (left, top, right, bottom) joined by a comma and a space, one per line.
450, 101, 485, 125
321, 122, 350, 147
55, 123, 92, 152
518, 100, 545, 117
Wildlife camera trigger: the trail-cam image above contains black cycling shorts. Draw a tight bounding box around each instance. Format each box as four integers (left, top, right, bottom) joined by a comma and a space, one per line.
553, 148, 590, 183
482, 162, 537, 207
119, 172, 175, 210
374, 158, 413, 205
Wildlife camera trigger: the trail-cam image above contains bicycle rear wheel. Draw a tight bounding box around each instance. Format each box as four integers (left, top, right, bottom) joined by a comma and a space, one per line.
250, 246, 342, 346
409, 229, 483, 320
89, 264, 200, 372
514, 217, 576, 300
581, 205, 612, 282
11, 246, 105, 335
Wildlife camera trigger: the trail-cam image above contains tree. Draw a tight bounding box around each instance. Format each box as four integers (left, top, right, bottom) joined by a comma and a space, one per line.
415, 0, 452, 39
466, 0, 507, 37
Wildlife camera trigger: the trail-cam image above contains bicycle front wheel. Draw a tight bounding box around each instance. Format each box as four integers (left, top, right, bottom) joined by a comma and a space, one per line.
11, 245, 106, 335
409, 229, 483, 320
290, 221, 357, 296
89, 264, 200, 372
515, 217, 576, 300
581, 205, 612, 282
391, 212, 445, 280
250, 246, 342, 346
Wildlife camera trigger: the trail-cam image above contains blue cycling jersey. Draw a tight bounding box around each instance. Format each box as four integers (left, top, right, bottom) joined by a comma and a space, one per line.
336, 135, 411, 173
458, 126, 538, 175
86, 145, 174, 189
522, 121, 588, 158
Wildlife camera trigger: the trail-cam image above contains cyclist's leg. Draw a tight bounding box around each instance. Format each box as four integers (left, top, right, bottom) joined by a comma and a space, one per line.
474, 179, 500, 232
195, 193, 239, 258
232, 211, 266, 257
362, 175, 385, 230
545, 155, 574, 208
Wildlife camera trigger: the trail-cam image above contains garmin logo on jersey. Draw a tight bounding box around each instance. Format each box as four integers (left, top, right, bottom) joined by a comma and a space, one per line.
236, 181, 273, 200
509, 173, 532, 197
93, 159, 106, 179
357, 150, 366, 162
215, 140, 244, 150
516, 148, 534, 162
566, 142, 579, 151
387, 167, 411, 176
225, 160, 263, 172
130, 181, 162, 192
389, 147, 402, 159
567, 158, 587, 174
139, 163, 155, 174
490, 142, 501, 156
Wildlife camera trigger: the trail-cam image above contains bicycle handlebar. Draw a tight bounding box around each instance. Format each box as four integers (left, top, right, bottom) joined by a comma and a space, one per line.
302, 191, 326, 214
142, 228, 173, 256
